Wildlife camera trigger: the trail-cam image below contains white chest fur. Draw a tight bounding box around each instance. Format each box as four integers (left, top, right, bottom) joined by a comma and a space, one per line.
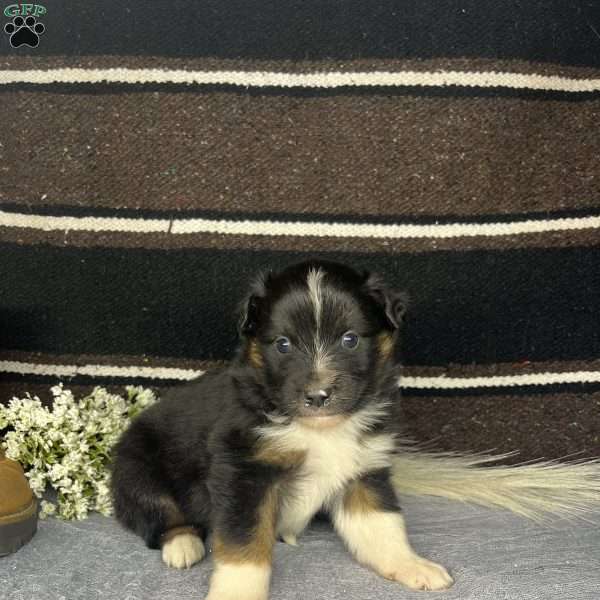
256, 408, 395, 544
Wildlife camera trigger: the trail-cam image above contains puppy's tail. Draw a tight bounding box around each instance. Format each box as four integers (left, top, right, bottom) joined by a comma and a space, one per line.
391, 445, 600, 522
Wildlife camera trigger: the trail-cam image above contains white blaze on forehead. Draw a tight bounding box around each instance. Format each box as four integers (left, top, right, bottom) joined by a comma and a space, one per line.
306, 267, 325, 333
306, 267, 329, 371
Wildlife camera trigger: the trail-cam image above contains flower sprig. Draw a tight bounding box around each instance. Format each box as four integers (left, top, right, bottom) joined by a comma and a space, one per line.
0, 384, 157, 520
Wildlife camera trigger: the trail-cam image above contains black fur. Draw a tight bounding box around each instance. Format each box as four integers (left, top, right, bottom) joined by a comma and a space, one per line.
111, 259, 406, 553
360, 468, 402, 513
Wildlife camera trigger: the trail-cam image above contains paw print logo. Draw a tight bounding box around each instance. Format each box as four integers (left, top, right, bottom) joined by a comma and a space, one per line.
4, 15, 45, 48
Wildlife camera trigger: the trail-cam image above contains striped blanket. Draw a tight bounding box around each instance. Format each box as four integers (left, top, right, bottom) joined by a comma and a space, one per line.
1, 1, 599, 461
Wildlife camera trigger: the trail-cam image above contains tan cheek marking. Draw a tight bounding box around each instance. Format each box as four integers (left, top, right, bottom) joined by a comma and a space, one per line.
377, 333, 394, 361
213, 487, 279, 565
248, 340, 264, 368
343, 480, 382, 515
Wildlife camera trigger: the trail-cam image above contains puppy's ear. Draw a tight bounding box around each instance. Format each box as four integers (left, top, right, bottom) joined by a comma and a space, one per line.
363, 271, 409, 329
239, 295, 261, 336
238, 271, 270, 336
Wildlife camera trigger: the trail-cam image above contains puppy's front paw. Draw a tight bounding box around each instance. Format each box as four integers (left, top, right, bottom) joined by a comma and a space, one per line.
383, 556, 453, 591
205, 563, 271, 600
161, 533, 205, 569
281, 533, 298, 546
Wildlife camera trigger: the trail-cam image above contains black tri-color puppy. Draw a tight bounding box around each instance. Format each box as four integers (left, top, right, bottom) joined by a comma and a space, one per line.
111, 260, 453, 599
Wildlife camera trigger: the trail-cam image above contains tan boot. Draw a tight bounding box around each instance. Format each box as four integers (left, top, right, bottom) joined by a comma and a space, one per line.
0, 450, 38, 556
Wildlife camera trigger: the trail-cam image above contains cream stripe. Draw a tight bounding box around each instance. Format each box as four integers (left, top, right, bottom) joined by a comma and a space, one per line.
0, 360, 200, 381
172, 215, 600, 238
1, 68, 600, 92
1, 360, 599, 388
401, 371, 600, 389
1, 210, 599, 240
0, 211, 169, 233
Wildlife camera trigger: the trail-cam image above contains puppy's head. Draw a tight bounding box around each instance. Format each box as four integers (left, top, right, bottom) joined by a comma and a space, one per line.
239, 260, 407, 424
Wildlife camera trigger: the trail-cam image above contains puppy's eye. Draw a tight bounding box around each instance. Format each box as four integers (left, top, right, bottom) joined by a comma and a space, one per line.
341, 331, 359, 349
275, 336, 291, 354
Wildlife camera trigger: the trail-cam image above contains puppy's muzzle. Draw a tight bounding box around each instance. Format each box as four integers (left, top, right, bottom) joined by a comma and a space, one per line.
304, 388, 331, 409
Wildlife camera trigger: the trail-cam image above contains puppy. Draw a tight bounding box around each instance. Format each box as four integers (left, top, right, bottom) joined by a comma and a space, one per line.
111, 260, 453, 599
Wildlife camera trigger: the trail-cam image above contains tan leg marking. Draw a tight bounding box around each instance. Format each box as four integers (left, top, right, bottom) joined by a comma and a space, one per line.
334, 481, 453, 591
212, 486, 277, 564
343, 479, 381, 514
253, 443, 306, 470
157, 494, 185, 528
207, 487, 278, 600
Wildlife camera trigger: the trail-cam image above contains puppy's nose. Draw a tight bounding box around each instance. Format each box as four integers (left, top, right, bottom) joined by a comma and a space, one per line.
304, 389, 331, 408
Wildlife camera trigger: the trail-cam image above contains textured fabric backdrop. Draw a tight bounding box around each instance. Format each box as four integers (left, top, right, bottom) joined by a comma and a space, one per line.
1, 1, 599, 460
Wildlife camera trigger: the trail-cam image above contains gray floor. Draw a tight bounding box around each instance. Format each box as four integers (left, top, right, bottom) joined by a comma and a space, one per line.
2, 497, 599, 600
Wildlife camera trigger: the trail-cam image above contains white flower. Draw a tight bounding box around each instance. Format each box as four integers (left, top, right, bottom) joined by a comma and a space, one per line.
48, 463, 67, 481
39, 500, 56, 519
57, 476, 73, 489
48, 429, 62, 442
2, 384, 157, 520
4, 435, 23, 461
27, 471, 47, 496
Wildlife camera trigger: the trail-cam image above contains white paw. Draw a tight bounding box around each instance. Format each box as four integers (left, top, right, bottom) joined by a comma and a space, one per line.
281, 533, 298, 546
161, 533, 205, 569
204, 563, 271, 600
383, 556, 453, 591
